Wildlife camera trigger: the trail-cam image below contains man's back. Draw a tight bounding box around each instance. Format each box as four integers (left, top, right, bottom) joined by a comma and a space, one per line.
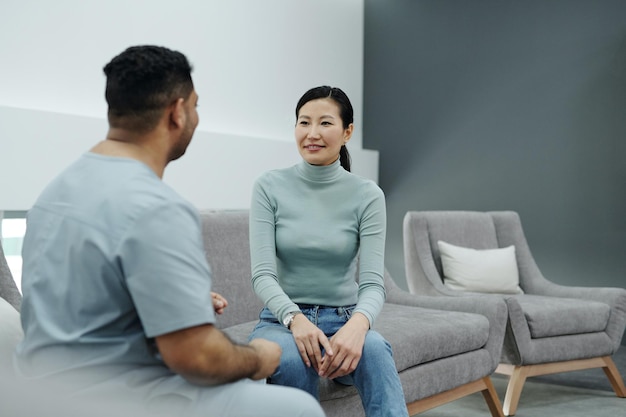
16, 152, 215, 384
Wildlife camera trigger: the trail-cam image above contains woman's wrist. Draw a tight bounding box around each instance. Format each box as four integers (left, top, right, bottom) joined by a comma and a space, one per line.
349, 312, 371, 330
289, 312, 307, 330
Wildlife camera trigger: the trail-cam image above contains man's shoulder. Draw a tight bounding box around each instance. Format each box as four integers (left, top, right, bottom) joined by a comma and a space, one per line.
34, 153, 196, 232
83, 152, 190, 205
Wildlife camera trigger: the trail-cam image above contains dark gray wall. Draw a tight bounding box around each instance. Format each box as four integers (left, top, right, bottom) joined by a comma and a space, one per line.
363, 0, 626, 293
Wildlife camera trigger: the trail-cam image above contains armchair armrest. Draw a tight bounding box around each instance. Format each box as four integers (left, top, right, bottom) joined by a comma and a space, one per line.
528, 281, 626, 350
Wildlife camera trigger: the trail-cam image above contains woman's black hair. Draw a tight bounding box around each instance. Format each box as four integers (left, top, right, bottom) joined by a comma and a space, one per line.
295, 86, 353, 172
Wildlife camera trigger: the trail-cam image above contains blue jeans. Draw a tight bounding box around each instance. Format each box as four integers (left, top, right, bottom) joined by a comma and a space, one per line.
249, 305, 409, 417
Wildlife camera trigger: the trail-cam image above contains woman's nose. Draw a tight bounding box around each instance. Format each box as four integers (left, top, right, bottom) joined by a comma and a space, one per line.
307, 126, 321, 139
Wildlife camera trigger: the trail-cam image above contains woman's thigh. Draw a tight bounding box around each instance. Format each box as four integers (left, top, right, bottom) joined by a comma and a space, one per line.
249, 308, 319, 395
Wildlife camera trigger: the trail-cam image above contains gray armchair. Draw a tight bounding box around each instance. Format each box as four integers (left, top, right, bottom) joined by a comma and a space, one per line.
403, 210, 626, 415
0, 242, 24, 399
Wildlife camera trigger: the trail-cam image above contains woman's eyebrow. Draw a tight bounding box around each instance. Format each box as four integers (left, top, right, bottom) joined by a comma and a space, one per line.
297, 114, 336, 120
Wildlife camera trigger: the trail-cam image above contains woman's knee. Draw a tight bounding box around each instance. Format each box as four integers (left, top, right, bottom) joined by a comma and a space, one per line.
363, 331, 393, 356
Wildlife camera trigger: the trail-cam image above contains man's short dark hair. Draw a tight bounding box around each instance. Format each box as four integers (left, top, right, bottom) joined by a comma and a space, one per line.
103, 45, 194, 132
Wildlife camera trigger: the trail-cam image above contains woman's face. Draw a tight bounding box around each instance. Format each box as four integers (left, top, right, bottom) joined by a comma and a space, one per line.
295, 98, 353, 166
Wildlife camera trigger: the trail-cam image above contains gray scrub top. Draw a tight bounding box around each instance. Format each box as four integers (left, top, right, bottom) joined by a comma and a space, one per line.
15, 153, 215, 383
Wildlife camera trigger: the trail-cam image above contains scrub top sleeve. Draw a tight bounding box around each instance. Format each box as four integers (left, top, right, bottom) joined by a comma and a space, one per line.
120, 202, 215, 337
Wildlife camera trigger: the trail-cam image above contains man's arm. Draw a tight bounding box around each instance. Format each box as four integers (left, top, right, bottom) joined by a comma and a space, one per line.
155, 324, 280, 385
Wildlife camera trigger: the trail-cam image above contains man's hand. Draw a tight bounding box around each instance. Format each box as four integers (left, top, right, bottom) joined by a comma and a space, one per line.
319, 312, 369, 379
290, 314, 334, 373
156, 325, 280, 386
211, 292, 228, 315
248, 338, 282, 380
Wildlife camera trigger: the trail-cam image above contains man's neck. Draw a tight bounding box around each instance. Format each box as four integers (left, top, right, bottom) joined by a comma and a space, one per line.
91, 129, 168, 178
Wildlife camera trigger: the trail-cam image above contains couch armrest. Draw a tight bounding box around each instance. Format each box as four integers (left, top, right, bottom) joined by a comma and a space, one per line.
385, 271, 507, 371
0, 245, 21, 312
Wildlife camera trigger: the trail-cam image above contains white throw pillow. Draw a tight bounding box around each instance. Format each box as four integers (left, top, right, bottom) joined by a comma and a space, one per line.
437, 240, 523, 294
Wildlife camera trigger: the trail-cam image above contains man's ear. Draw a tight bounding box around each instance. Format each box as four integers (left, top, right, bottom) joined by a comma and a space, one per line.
169, 98, 186, 130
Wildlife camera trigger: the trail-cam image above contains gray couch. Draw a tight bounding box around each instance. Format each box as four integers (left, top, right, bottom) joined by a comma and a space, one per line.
1, 210, 509, 416
200, 210, 508, 416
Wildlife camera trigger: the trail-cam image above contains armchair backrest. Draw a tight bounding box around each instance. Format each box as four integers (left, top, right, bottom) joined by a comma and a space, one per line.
403, 210, 547, 295
198, 209, 264, 329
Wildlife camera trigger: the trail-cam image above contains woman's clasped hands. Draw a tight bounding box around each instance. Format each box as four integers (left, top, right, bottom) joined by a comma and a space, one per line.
290, 312, 370, 380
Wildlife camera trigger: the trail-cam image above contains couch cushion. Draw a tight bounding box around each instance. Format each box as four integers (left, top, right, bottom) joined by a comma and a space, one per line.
225, 305, 491, 375
200, 210, 264, 329
374, 303, 489, 373
221, 303, 490, 402
222, 320, 256, 345
0, 297, 23, 374
512, 294, 610, 338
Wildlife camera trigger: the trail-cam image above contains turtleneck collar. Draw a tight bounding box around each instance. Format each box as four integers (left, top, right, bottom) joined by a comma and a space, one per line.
296, 157, 344, 182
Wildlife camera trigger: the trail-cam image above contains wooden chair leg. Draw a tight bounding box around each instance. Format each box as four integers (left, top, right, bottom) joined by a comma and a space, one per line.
406, 379, 486, 415
406, 377, 505, 416
501, 365, 529, 416
494, 355, 625, 416
602, 356, 626, 397
480, 376, 505, 417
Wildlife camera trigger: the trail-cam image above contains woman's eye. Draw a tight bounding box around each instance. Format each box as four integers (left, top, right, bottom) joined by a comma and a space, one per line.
321, 121, 332, 126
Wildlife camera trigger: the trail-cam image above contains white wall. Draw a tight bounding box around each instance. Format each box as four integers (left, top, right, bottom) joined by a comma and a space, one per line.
0, 0, 377, 210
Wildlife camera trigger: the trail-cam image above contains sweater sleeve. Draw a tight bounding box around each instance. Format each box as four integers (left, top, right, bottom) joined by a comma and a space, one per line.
354, 184, 387, 326
249, 177, 300, 324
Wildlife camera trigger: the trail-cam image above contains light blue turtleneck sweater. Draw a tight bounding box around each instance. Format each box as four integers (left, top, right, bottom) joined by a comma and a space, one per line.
249, 158, 386, 326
